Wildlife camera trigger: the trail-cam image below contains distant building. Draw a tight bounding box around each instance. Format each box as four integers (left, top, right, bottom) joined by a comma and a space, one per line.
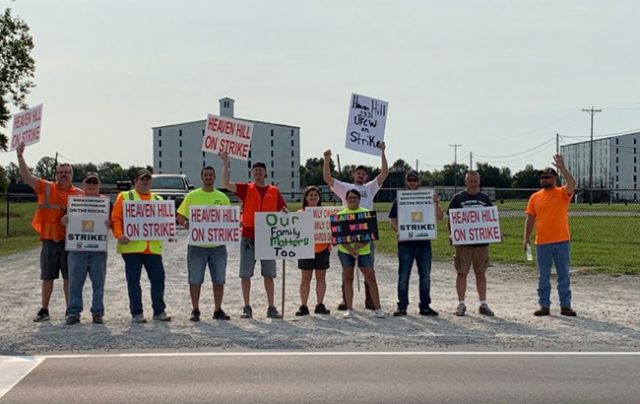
560, 131, 640, 201
152, 98, 301, 200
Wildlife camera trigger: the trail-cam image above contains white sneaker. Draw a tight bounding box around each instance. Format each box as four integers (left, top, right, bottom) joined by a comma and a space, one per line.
343, 309, 354, 319
373, 308, 386, 318
131, 314, 147, 323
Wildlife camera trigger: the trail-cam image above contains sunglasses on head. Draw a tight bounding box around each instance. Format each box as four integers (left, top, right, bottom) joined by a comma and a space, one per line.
85, 178, 99, 184
406, 178, 418, 182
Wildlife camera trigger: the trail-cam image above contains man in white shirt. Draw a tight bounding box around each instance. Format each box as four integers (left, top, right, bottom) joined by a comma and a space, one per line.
323, 142, 388, 310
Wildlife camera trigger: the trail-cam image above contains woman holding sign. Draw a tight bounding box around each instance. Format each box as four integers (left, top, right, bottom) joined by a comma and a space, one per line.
295, 186, 331, 316
337, 189, 385, 319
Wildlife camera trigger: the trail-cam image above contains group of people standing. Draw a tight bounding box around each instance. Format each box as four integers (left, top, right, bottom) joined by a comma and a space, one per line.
15, 141, 578, 324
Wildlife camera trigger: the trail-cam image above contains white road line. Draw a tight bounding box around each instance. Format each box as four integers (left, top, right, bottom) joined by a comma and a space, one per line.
0, 356, 44, 399
31, 351, 640, 359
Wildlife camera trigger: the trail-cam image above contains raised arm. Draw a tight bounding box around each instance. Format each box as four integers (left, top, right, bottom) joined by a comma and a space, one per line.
16, 143, 39, 190
375, 141, 389, 187
322, 149, 335, 187
553, 154, 576, 195
218, 151, 237, 193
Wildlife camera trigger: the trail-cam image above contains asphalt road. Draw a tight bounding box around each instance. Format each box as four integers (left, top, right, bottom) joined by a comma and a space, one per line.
2, 353, 640, 403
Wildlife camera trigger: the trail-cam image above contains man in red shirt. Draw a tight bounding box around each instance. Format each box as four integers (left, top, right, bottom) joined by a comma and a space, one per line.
220, 152, 287, 319
16, 143, 83, 322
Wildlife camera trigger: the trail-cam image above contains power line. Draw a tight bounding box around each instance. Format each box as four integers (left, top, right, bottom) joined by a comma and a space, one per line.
473, 137, 555, 159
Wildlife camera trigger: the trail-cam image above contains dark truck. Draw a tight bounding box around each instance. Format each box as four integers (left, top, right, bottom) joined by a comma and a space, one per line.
150, 173, 194, 208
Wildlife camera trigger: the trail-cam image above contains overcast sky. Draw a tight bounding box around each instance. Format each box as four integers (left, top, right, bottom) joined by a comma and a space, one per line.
2, 0, 640, 175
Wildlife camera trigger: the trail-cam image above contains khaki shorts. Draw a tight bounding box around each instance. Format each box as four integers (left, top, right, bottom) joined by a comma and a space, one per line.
454, 245, 489, 274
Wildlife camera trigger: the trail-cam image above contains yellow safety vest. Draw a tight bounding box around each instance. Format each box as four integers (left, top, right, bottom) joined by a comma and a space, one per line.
116, 191, 163, 255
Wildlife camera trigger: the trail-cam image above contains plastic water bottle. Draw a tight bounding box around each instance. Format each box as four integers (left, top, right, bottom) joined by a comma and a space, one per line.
525, 243, 533, 261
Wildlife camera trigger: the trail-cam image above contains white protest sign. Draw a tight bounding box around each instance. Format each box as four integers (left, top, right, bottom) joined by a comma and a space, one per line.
65, 196, 110, 252
10, 104, 43, 151
201, 114, 253, 160
254, 212, 314, 260
188, 205, 241, 247
123, 200, 176, 241
307, 206, 342, 244
345, 93, 388, 156
397, 189, 437, 241
448, 206, 501, 246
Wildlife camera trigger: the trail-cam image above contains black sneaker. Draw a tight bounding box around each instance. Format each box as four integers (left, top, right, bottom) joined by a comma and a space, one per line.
393, 309, 407, 317
295, 305, 310, 316
190, 309, 201, 322
419, 306, 439, 316
314, 303, 330, 315
92, 315, 104, 324
213, 309, 230, 320
34, 308, 50, 322
337, 302, 348, 311
65, 315, 80, 325
266, 305, 282, 319
241, 305, 253, 319
534, 307, 550, 316
560, 306, 577, 317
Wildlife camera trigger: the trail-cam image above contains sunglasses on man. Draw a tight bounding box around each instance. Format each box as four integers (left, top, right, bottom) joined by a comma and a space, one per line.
85, 178, 99, 184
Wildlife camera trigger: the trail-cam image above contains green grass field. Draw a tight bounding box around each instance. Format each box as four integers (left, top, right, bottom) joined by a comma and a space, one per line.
2, 200, 638, 274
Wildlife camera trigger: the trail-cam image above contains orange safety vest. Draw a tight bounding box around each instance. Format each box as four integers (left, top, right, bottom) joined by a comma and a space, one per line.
32, 181, 80, 240
241, 183, 279, 228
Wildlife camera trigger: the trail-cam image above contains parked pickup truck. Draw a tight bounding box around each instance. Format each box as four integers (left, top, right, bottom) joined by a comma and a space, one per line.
150, 173, 195, 208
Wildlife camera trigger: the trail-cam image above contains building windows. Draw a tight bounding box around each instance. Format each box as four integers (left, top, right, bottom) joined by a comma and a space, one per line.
635, 138, 637, 145
291, 129, 294, 136
271, 150, 274, 158
635, 175, 637, 182
616, 175, 619, 182
179, 140, 183, 148
158, 140, 162, 147
179, 161, 183, 168
291, 150, 294, 157
291, 161, 295, 168
291, 139, 294, 147
270, 129, 274, 137
271, 171, 274, 178
271, 139, 274, 147
291, 171, 295, 178
292, 181, 295, 189
616, 166, 619, 173
159, 161, 162, 168
248, 150, 252, 158
203, 161, 206, 167
159, 150, 162, 158
158, 130, 162, 137
224, 101, 230, 108
616, 148, 619, 154
202, 152, 205, 158
179, 151, 183, 158
179, 129, 183, 137
270, 161, 274, 168
616, 157, 619, 163
616, 138, 619, 145
248, 160, 252, 169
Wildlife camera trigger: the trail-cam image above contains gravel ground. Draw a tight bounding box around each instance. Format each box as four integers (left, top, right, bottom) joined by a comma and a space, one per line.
1, 230, 639, 354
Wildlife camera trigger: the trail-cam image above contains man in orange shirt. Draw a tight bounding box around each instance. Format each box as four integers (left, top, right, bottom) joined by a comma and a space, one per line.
111, 170, 171, 323
16, 143, 83, 322
524, 154, 577, 317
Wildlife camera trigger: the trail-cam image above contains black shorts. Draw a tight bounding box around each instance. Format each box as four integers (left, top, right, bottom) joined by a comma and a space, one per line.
40, 240, 69, 280
298, 248, 331, 270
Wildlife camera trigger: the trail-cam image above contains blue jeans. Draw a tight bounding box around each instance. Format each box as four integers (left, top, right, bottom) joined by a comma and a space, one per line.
397, 242, 432, 310
66, 251, 107, 317
536, 241, 572, 308
122, 253, 166, 316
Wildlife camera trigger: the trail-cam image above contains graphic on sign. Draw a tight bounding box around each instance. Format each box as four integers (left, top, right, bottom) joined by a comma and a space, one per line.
345, 93, 388, 156
10, 104, 43, 151
65, 196, 110, 251
201, 114, 253, 160
448, 206, 501, 245
123, 200, 176, 241
188, 205, 241, 246
255, 212, 314, 259
397, 189, 437, 241
330, 210, 379, 245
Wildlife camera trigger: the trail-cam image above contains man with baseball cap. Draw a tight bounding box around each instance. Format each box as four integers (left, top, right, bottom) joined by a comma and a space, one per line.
524, 154, 577, 317
111, 169, 172, 323
62, 172, 109, 324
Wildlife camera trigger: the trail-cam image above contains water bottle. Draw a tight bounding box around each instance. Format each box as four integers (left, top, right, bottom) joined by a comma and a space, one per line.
525, 243, 533, 262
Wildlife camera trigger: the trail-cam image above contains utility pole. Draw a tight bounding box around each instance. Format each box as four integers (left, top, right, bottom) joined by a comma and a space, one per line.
582, 107, 602, 204
469, 151, 473, 170
556, 133, 560, 155
415, 159, 419, 172
53, 152, 59, 182
450, 144, 462, 193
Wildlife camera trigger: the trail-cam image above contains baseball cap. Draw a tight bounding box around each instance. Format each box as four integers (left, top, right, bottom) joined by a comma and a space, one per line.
537, 167, 558, 177
252, 162, 267, 170
405, 170, 419, 181
136, 169, 152, 179
84, 171, 100, 181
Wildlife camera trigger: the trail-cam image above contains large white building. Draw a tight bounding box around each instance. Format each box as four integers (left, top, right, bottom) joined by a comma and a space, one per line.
560, 131, 639, 200
152, 98, 301, 200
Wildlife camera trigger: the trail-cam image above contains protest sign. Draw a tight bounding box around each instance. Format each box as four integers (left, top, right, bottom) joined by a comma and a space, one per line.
397, 189, 437, 241
448, 206, 501, 245
330, 210, 379, 245
10, 104, 43, 151
188, 205, 241, 246
65, 196, 110, 251
123, 200, 176, 241
345, 93, 388, 156
255, 212, 314, 259
201, 114, 253, 160
307, 206, 342, 244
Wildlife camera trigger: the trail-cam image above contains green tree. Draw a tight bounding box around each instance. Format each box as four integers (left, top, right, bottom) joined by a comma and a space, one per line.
34, 156, 56, 180
441, 163, 469, 186
512, 164, 539, 189
0, 9, 36, 151
391, 159, 412, 172
98, 162, 127, 184
5, 161, 19, 181
475, 162, 512, 188
300, 157, 332, 187
0, 165, 8, 192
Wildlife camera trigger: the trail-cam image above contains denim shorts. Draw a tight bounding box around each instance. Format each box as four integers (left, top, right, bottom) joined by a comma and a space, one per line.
239, 237, 276, 279
338, 251, 374, 269
40, 240, 69, 280
187, 245, 227, 285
